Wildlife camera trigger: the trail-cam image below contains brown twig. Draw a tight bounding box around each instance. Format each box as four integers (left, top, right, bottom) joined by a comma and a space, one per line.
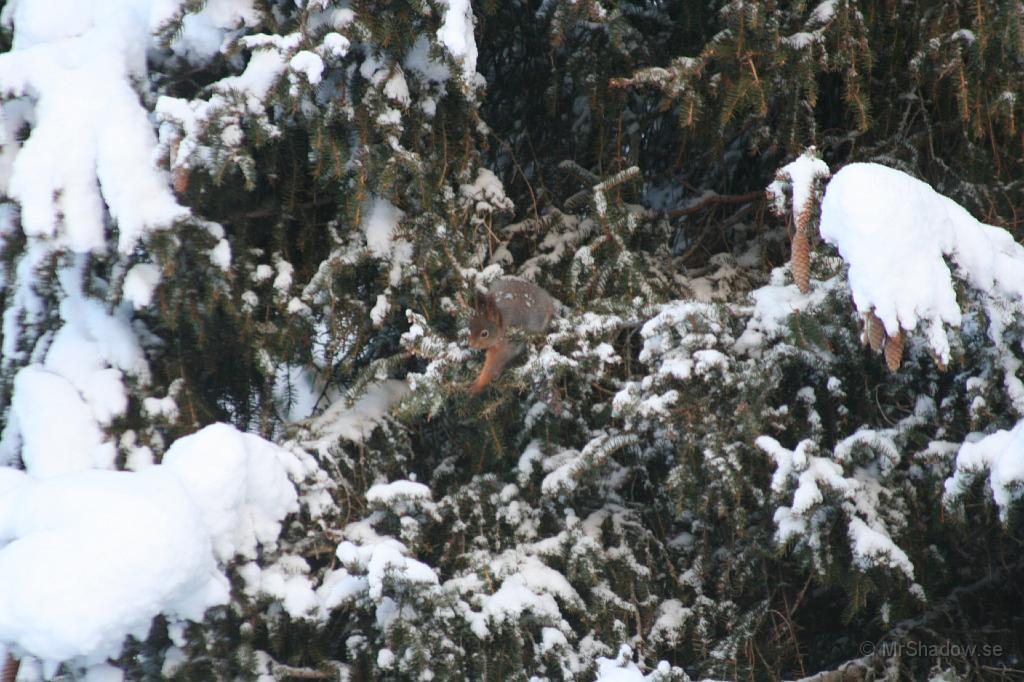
492, 134, 541, 223
668, 190, 764, 218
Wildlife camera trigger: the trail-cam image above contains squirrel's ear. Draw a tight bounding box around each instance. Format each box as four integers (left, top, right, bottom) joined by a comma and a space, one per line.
484, 293, 499, 316
473, 291, 488, 311
485, 294, 502, 326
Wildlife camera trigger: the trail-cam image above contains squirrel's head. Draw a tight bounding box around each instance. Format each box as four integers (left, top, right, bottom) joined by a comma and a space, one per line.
468, 291, 503, 349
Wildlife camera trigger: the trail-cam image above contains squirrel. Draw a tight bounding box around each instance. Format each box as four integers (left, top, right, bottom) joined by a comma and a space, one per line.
467, 278, 556, 394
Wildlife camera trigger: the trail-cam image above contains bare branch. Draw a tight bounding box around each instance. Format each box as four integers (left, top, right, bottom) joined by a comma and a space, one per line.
668, 190, 764, 218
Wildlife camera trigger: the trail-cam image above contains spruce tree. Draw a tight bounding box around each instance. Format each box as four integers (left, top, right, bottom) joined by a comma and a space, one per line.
1, 1, 1022, 681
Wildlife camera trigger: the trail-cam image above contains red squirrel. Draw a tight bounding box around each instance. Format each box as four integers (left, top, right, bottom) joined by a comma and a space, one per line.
467, 279, 555, 394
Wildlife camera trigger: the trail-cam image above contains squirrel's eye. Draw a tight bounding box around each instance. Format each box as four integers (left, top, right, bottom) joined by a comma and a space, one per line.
480, 330, 489, 338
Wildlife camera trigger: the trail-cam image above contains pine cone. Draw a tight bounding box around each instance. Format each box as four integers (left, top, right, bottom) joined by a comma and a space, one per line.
791, 228, 811, 293
796, 193, 816, 234
169, 137, 188, 193
885, 329, 905, 372
865, 310, 885, 352
2, 655, 19, 682
173, 167, 189, 194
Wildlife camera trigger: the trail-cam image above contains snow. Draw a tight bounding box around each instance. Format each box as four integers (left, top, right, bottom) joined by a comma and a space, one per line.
384, 70, 411, 105
469, 574, 563, 638
460, 168, 513, 215
848, 516, 915, 579
322, 536, 439, 609
377, 648, 396, 670
541, 435, 629, 496
226, 36, 295, 98
435, 0, 479, 85
305, 380, 409, 449
944, 420, 1024, 520
810, 0, 838, 24
371, 293, 390, 327
82, 663, 125, 682
209, 238, 232, 270
254, 263, 274, 282
819, 162, 1024, 365
766, 149, 830, 224
461, 553, 583, 639
376, 107, 402, 126
362, 197, 411, 285
0, 262, 151, 476
594, 645, 675, 681
241, 556, 318, 619
734, 270, 830, 352
122, 262, 161, 309
322, 32, 350, 58
287, 297, 310, 315
648, 599, 691, 648
161, 0, 262, 63
143, 394, 178, 420
289, 50, 325, 85
539, 627, 569, 654
758, 435, 917, 580
329, 8, 355, 29
156, 27, 300, 183
637, 301, 728, 376
364, 197, 404, 258
4, 366, 116, 477
0, 423, 299, 668
0, 468, 222, 664
0, 0, 188, 254
403, 36, 451, 84
161, 423, 300, 561
366, 480, 432, 506
273, 259, 294, 293
950, 28, 976, 44
518, 440, 543, 478
783, 31, 819, 49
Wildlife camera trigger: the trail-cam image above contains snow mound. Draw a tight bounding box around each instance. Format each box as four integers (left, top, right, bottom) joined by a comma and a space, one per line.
366, 480, 432, 506
0, 423, 299, 667
161, 423, 300, 562
0, 0, 188, 254
819, 162, 1024, 365
0, 266, 150, 476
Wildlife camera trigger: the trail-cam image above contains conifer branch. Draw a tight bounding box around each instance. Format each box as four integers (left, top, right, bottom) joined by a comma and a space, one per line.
558, 159, 600, 185
271, 663, 337, 680
668, 190, 763, 217
791, 560, 1024, 682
